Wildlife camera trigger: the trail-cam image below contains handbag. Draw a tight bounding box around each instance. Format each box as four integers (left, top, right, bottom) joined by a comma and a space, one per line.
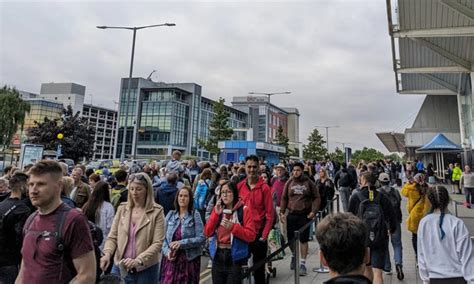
267, 228, 285, 261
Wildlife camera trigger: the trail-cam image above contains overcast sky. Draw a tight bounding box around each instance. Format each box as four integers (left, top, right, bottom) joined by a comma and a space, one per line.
0, 0, 425, 153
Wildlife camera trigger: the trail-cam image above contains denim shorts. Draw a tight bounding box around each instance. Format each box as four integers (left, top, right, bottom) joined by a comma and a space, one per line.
369, 247, 387, 269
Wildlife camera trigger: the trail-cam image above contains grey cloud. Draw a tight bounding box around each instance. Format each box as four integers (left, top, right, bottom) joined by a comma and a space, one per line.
0, 1, 425, 153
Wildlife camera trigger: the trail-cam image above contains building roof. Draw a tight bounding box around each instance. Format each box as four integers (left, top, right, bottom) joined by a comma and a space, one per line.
416, 133, 462, 153
200, 96, 247, 116
83, 103, 117, 113
376, 132, 406, 153
387, 0, 474, 95
231, 96, 291, 114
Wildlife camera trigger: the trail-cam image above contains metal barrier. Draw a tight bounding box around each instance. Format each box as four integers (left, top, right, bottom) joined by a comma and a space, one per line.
240, 194, 340, 283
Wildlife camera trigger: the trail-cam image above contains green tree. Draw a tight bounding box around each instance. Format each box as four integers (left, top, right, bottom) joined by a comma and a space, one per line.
351, 147, 385, 163
26, 105, 96, 162
273, 125, 289, 159
198, 98, 234, 160
0, 86, 31, 150
385, 153, 402, 162
329, 147, 345, 164
303, 129, 327, 160
288, 147, 300, 158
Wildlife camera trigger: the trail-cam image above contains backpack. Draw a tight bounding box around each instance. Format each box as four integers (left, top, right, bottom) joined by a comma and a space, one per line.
194, 180, 210, 210
24, 205, 103, 283
356, 191, 386, 249
111, 185, 126, 212
0, 204, 17, 251
384, 187, 401, 211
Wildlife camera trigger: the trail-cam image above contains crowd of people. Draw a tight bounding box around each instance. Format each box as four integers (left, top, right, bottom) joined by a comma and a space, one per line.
0, 150, 472, 284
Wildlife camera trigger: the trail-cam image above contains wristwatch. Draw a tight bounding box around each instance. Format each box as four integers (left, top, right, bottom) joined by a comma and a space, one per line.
137, 259, 144, 266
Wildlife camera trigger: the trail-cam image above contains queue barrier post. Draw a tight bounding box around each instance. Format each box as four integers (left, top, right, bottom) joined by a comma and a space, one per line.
294, 230, 300, 284
453, 200, 458, 217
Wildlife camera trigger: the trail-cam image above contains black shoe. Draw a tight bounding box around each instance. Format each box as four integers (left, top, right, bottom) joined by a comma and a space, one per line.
396, 264, 404, 280
290, 256, 295, 270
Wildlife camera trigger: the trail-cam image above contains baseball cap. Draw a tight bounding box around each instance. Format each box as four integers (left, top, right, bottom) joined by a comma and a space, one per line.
378, 173, 390, 182
275, 163, 286, 169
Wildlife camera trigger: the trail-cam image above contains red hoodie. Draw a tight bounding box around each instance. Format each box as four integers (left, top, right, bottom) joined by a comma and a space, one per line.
238, 177, 274, 240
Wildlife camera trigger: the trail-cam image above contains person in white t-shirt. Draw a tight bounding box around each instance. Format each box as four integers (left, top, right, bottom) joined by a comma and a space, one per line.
417, 186, 474, 284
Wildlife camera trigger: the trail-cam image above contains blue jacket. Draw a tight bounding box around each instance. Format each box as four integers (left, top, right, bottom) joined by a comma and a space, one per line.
162, 210, 205, 261
155, 182, 178, 216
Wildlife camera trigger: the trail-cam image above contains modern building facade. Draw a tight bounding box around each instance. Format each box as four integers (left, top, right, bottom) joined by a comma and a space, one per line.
116, 78, 248, 160
40, 83, 86, 115
385, 0, 473, 164
16, 84, 118, 160
231, 96, 300, 148
82, 104, 118, 160
14, 91, 64, 147
282, 107, 300, 151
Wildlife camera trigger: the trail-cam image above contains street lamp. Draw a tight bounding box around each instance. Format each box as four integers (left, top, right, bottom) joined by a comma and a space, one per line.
248, 91, 291, 103
314, 125, 340, 152
97, 23, 175, 161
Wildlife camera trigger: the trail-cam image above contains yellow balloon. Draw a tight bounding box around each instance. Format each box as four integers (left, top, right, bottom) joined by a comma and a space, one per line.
57, 133, 64, 140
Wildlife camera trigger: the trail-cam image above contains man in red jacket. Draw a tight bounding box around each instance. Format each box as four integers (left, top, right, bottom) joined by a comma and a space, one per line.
238, 155, 274, 284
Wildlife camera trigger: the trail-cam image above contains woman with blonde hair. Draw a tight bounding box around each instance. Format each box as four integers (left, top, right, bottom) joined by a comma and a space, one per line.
61, 176, 76, 208
100, 173, 165, 283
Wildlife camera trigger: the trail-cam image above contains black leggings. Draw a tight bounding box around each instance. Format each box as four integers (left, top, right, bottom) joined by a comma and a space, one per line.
412, 233, 418, 259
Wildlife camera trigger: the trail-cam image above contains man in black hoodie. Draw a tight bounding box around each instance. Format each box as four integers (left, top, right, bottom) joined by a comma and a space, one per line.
316, 212, 372, 284
334, 163, 355, 212
0, 172, 31, 283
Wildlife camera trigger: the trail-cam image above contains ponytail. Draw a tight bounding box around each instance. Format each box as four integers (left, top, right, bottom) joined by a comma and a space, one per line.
439, 212, 446, 240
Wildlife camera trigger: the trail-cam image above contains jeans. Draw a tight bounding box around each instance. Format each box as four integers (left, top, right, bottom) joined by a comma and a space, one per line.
384, 222, 403, 271
212, 248, 245, 284
0, 265, 18, 284
339, 187, 351, 212
465, 187, 474, 205
111, 263, 159, 284
249, 236, 267, 284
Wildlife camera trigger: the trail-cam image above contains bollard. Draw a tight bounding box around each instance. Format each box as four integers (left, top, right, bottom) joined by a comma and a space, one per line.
453, 200, 458, 217
294, 231, 300, 284
336, 194, 340, 212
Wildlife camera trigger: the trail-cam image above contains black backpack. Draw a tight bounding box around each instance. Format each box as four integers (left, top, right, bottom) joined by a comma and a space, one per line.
384, 187, 401, 211
356, 191, 386, 249
0, 204, 18, 252
24, 205, 103, 283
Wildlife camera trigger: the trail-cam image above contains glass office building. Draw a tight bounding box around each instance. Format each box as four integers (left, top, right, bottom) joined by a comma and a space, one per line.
115, 78, 248, 160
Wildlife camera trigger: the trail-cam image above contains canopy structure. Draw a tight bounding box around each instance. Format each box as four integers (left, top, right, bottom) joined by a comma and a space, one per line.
376, 132, 406, 153
416, 133, 462, 180
416, 133, 462, 153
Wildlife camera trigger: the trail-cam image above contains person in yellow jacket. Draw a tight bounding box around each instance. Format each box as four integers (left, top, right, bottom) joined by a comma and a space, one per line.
452, 163, 462, 194
401, 173, 431, 258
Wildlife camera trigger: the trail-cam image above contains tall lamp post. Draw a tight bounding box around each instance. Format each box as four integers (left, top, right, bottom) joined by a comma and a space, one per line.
97, 23, 175, 161
315, 125, 339, 152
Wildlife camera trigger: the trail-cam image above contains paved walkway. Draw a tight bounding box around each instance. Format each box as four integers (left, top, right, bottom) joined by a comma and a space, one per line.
200, 187, 474, 283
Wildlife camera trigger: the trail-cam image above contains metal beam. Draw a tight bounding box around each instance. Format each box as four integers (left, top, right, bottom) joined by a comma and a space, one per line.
439, 0, 474, 21
419, 74, 459, 93
398, 66, 470, 73
411, 38, 472, 71
394, 26, 474, 38
400, 89, 457, 95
